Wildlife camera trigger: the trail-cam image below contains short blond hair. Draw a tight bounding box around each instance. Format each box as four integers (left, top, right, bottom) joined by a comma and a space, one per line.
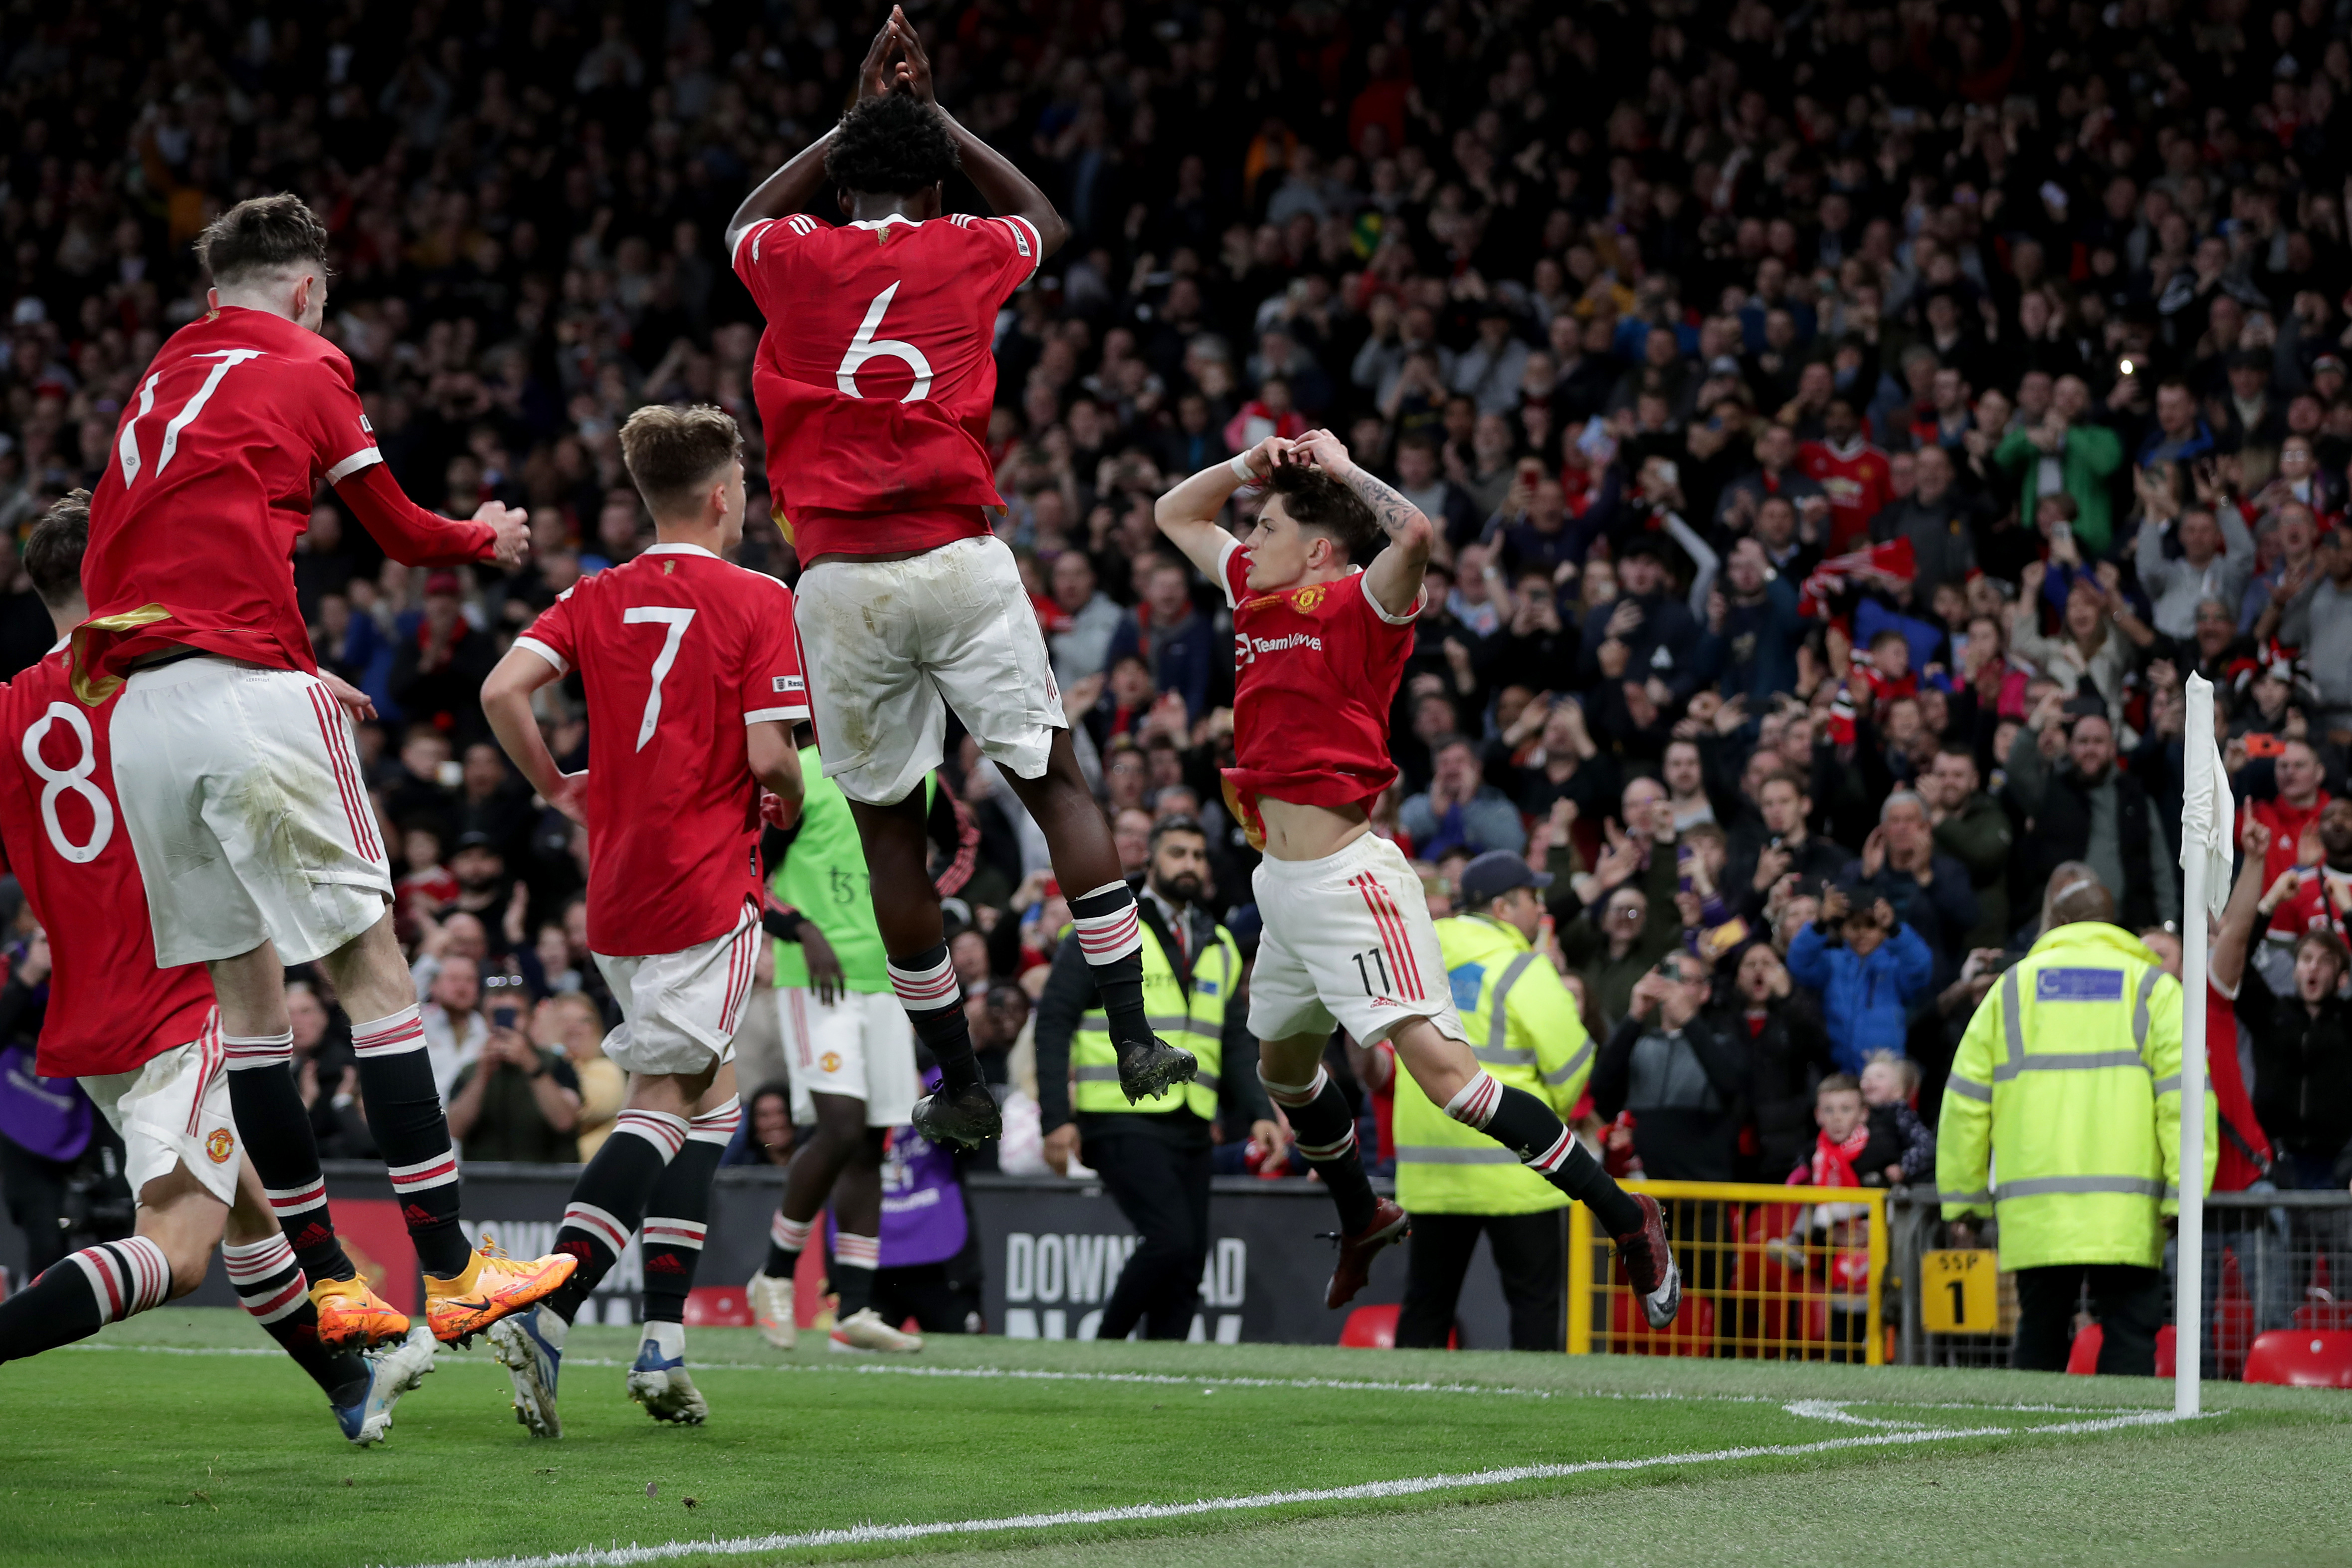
617, 404, 741, 517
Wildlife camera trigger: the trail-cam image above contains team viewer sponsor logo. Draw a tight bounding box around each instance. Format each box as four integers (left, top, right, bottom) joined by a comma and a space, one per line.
1233, 629, 1325, 667
1000, 1232, 1247, 1344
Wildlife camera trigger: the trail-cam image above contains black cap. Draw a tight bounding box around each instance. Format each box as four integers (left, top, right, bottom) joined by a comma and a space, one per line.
1458, 850, 1554, 910
1618, 534, 1668, 564
453, 830, 500, 852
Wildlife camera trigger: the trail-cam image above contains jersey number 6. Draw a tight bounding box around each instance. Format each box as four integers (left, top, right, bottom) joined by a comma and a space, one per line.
836, 283, 934, 401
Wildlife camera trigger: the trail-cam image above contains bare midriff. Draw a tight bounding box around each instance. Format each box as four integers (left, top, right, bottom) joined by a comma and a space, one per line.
1255, 794, 1372, 863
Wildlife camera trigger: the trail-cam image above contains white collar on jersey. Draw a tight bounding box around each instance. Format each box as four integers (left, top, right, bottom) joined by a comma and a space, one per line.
848, 214, 923, 231
45, 637, 66, 655
641, 543, 720, 560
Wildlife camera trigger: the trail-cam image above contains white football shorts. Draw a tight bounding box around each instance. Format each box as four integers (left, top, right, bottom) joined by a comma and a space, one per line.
591, 901, 762, 1077
778, 985, 921, 1127
1248, 831, 1467, 1049
79, 1012, 237, 1207
794, 534, 1066, 806
111, 657, 393, 969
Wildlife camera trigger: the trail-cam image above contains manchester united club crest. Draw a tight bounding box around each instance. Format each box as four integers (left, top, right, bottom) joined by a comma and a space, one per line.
205, 1127, 236, 1163
820, 1051, 843, 1073
1291, 584, 1327, 612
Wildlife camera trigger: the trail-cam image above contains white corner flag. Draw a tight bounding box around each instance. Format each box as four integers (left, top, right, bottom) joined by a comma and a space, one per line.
2174, 673, 2230, 1416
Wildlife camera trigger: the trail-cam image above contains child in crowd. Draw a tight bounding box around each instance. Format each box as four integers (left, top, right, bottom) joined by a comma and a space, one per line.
1858, 1050, 1937, 1184
1783, 883, 1934, 1072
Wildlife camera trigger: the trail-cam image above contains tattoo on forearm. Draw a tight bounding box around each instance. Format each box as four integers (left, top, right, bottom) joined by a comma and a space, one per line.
1343, 468, 1423, 540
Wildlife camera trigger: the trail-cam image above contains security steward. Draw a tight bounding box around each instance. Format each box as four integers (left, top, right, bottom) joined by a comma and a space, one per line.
1937, 862, 2216, 1375
1393, 850, 1592, 1352
1036, 816, 1284, 1340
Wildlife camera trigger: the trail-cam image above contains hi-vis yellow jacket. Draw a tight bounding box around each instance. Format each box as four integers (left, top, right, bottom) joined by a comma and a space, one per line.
1394, 915, 1590, 1215
1936, 921, 2216, 1271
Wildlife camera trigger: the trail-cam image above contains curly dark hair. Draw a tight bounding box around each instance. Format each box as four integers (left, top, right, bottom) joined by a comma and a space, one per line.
1267, 464, 1381, 565
824, 91, 961, 197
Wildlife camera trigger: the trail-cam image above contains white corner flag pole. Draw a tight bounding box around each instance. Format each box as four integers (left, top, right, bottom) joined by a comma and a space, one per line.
2176, 674, 2226, 1418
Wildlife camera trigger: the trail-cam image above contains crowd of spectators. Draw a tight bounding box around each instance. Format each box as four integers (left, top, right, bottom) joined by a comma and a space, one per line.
3, 0, 2351, 1277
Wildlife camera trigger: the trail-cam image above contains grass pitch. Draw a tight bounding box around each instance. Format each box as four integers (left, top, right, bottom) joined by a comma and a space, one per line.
0, 1309, 2345, 1568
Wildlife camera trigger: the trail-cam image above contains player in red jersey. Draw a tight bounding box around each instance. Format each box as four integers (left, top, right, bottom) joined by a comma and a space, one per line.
0, 493, 436, 1445
479, 406, 804, 1437
1153, 431, 1680, 1324
1797, 399, 1897, 554
76, 195, 574, 1343
725, 10, 1193, 1149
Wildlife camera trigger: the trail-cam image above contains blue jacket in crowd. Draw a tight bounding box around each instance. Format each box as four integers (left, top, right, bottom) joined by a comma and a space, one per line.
1784, 920, 1934, 1073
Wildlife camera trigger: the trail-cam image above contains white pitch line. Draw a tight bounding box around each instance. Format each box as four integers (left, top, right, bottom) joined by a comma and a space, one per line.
58, 1343, 2130, 1417
386, 1409, 2190, 1568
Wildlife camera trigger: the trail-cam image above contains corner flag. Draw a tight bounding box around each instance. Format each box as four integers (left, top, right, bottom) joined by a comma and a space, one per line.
2174, 674, 2230, 1415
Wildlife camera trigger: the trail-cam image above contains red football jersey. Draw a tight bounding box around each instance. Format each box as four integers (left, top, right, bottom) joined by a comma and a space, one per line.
0, 644, 216, 1076
2204, 980, 2271, 1192
79, 307, 493, 690
1797, 438, 1895, 554
1216, 537, 1418, 845
732, 211, 1042, 560
514, 545, 809, 957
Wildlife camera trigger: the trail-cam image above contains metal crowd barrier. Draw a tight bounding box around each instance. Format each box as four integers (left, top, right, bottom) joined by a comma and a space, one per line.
1890, 1187, 2352, 1375
1568, 1179, 1890, 1364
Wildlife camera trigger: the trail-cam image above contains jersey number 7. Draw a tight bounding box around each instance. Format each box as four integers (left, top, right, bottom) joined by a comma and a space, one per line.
116, 350, 265, 487
623, 606, 695, 751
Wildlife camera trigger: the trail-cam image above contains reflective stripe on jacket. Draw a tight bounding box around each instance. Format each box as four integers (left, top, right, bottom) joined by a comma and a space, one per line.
1393, 915, 1589, 1215
1071, 921, 1237, 1119
1935, 921, 2216, 1271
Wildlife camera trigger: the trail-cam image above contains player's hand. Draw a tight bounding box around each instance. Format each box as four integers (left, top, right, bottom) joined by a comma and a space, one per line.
1287, 427, 1354, 479
1042, 1123, 1080, 1176
317, 669, 377, 723
547, 769, 589, 827
887, 6, 936, 102
1239, 433, 1292, 482
760, 790, 802, 833
857, 11, 899, 102
480, 503, 531, 569
802, 926, 847, 1006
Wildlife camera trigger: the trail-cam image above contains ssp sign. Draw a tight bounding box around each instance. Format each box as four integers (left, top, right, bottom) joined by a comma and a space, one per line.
1920, 1248, 1999, 1333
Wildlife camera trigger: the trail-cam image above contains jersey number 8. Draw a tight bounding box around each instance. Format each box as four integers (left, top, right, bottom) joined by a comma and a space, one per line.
21, 702, 114, 863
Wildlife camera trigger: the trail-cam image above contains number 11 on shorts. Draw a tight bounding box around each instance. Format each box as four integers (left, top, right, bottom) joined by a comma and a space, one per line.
1350, 946, 1392, 996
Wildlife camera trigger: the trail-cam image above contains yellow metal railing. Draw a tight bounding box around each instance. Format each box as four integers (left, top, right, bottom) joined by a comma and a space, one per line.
1568, 1179, 1889, 1364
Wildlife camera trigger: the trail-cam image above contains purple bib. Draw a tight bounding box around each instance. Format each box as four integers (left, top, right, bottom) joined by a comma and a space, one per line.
0, 1045, 93, 1163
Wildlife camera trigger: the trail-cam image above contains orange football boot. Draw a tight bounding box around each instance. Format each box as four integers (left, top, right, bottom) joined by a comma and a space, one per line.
308, 1275, 412, 1349
425, 1239, 579, 1344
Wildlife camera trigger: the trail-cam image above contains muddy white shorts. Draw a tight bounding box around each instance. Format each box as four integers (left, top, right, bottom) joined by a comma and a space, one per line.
592, 902, 762, 1077
778, 985, 921, 1127
79, 1012, 236, 1206
1248, 831, 1466, 1048
110, 657, 392, 969
794, 534, 1066, 806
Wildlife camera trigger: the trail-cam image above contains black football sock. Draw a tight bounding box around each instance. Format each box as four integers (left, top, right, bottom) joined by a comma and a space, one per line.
541, 1108, 688, 1325
1447, 1071, 1645, 1235
349, 1005, 471, 1276
832, 1231, 879, 1319
640, 1097, 736, 1326
223, 1030, 359, 1284
766, 1211, 812, 1280
1260, 1064, 1378, 1234
888, 944, 981, 1093
0, 1237, 172, 1362
1068, 882, 1151, 1043
222, 1233, 371, 1405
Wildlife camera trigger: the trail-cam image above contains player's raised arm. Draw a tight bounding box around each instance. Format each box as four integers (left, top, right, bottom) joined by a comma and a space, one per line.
1289, 428, 1432, 619
335, 464, 530, 569
1153, 435, 1293, 578
884, 8, 1069, 258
